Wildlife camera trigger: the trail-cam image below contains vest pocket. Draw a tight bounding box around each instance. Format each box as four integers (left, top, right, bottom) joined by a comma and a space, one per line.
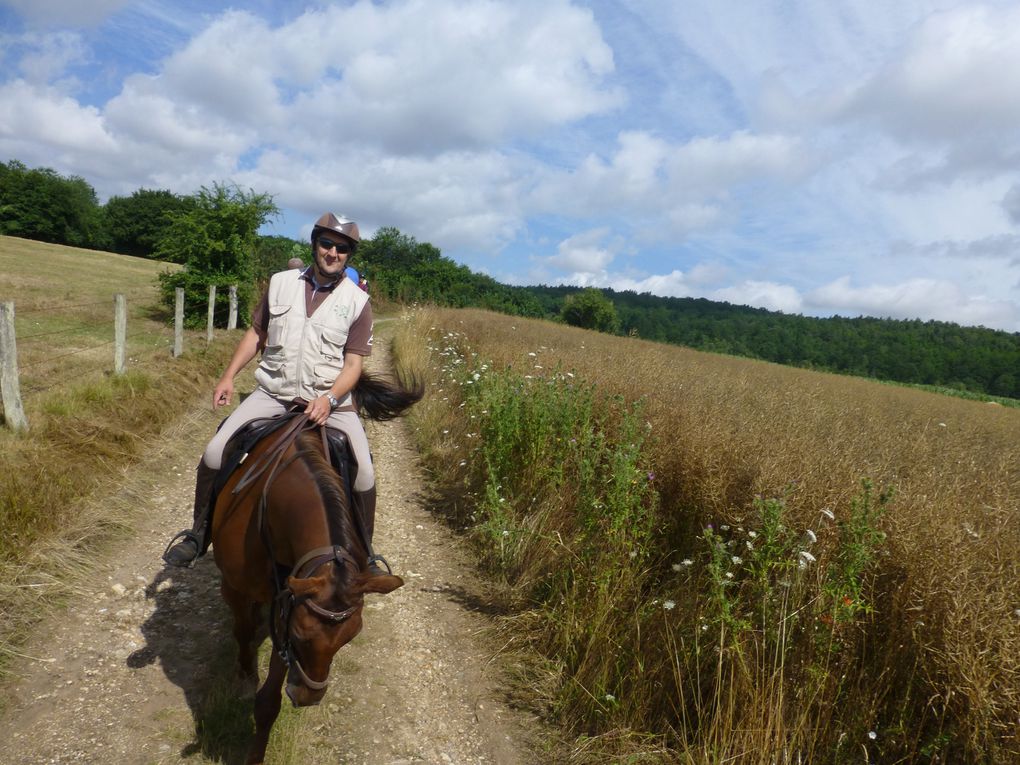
266, 304, 291, 347
313, 363, 344, 392
319, 326, 349, 361
255, 356, 286, 394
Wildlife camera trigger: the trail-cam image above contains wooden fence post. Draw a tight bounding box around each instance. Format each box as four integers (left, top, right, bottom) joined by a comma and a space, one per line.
114, 293, 126, 374
207, 284, 216, 343
228, 285, 238, 329
174, 288, 184, 358
0, 302, 29, 431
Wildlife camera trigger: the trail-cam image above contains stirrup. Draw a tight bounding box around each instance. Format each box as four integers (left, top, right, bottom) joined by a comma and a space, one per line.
162, 530, 201, 568
367, 554, 392, 576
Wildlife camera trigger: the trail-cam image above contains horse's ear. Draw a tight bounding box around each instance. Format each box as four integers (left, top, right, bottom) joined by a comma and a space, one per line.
287, 574, 328, 597
353, 573, 404, 595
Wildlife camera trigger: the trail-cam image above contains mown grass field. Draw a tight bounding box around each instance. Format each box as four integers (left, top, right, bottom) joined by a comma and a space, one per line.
393, 306, 1020, 764
0, 236, 235, 667
0, 234, 185, 396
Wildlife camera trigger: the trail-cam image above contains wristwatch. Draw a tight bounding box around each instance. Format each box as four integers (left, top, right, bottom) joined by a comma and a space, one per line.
326, 393, 340, 410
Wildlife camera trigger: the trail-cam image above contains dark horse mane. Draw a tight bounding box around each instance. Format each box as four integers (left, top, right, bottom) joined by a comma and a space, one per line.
294, 430, 362, 560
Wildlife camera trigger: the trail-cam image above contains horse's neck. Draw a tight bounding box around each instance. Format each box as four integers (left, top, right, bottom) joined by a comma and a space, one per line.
267, 471, 334, 568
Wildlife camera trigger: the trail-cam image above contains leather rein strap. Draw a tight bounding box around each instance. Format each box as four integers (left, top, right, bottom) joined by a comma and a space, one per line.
231, 411, 312, 496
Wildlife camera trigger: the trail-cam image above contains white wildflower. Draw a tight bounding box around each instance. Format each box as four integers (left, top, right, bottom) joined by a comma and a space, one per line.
798, 550, 816, 568
671, 563, 682, 572
681, 558, 693, 566
820, 507, 835, 521
747, 530, 757, 539
663, 600, 676, 610
803, 529, 817, 544
725, 572, 734, 579
868, 731, 877, 740
731, 556, 743, 565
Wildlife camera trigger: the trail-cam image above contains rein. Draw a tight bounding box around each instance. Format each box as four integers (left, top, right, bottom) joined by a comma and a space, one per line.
232, 412, 359, 690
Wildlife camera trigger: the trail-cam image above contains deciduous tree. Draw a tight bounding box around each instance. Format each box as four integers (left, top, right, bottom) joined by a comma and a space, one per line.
155, 183, 278, 328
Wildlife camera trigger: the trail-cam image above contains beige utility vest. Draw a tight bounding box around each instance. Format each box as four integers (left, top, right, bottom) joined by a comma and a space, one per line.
254, 269, 369, 405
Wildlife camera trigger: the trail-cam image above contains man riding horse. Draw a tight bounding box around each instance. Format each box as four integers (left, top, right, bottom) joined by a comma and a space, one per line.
164, 212, 390, 576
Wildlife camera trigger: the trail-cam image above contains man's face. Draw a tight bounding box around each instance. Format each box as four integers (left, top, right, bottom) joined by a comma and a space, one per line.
313, 235, 352, 281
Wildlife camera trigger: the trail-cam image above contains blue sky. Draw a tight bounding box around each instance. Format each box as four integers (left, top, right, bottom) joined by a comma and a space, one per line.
2, 0, 1020, 332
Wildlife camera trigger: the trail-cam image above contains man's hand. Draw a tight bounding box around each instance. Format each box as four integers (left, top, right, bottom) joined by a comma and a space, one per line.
305, 395, 333, 426
213, 380, 234, 410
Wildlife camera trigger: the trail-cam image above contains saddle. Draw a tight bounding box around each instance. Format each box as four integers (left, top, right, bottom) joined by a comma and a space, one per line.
200, 412, 359, 554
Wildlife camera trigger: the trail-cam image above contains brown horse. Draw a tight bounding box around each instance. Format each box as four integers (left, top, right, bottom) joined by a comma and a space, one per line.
210, 374, 421, 764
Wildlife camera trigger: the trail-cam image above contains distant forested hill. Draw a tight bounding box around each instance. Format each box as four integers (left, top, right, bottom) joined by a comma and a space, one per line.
360, 233, 1020, 399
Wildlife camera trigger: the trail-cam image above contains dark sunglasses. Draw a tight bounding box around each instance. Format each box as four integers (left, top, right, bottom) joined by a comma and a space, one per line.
317, 237, 351, 254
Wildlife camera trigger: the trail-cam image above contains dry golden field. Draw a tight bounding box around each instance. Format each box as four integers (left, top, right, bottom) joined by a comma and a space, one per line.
399, 306, 1019, 763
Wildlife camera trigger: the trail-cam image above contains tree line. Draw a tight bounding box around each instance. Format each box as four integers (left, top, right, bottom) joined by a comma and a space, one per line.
2, 158, 1017, 399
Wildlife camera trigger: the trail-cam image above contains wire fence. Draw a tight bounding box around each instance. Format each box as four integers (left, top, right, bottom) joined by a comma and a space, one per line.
0, 285, 238, 430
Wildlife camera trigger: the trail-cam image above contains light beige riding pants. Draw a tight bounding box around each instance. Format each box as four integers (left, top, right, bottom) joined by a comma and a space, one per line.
201, 387, 374, 492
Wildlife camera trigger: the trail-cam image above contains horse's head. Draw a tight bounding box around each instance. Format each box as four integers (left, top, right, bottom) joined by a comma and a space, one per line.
282, 564, 403, 706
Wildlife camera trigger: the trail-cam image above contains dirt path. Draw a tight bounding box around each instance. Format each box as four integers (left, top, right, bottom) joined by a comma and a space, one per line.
0, 352, 548, 763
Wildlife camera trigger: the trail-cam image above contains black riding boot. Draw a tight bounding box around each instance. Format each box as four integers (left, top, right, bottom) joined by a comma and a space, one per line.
352, 486, 391, 576
162, 462, 218, 568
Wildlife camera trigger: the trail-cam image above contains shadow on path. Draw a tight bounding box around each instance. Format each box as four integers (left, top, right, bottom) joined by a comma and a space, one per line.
127, 556, 267, 764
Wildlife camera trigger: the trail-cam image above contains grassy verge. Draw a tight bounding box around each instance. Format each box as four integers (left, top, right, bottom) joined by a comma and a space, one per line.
392, 307, 1020, 765
0, 336, 236, 673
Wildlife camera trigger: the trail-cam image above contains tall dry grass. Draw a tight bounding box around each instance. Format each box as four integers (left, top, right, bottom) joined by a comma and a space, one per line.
393, 306, 1019, 764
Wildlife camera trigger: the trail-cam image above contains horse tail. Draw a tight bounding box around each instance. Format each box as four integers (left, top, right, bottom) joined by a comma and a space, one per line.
353, 371, 425, 421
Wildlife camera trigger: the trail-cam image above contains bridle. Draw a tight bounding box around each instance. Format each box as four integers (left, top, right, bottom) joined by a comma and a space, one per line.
271, 544, 361, 691
231, 412, 361, 692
